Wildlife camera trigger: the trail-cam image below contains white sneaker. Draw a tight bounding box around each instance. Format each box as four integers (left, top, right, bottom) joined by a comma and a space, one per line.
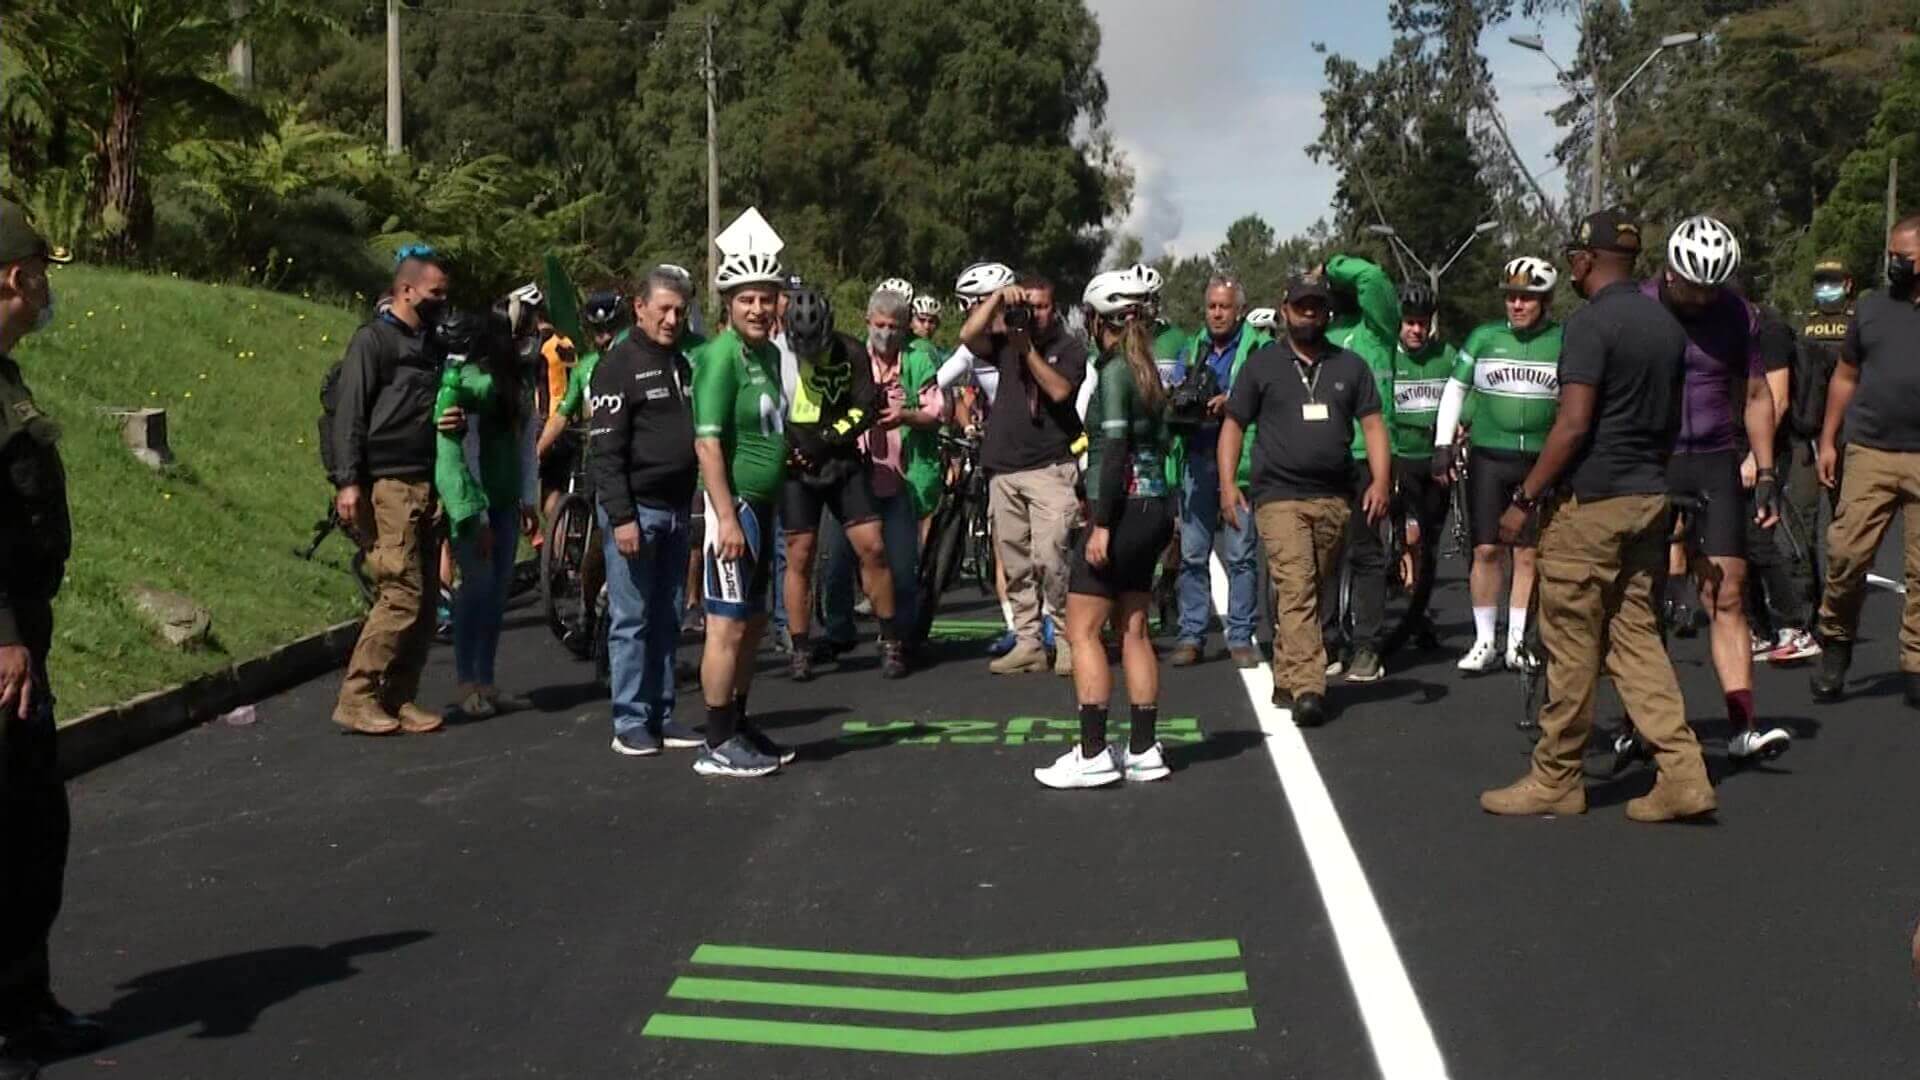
1457, 639, 1501, 673
1325, 656, 1346, 678
1123, 743, 1171, 783
1765, 628, 1821, 664
1728, 726, 1791, 763
1750, 632, 1774, 658
1504, 640, 1526, 671
1033, 745, 1123, 790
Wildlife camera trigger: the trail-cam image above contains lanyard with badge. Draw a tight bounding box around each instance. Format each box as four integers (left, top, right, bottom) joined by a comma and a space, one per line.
1295, 355, 1330, 422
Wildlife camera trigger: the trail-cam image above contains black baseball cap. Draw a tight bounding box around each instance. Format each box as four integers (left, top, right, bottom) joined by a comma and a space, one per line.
0, 199, 73, 265
1566, 209, 1643, 255
1283, 274, 1333, 306
1812, 258, 1850, 279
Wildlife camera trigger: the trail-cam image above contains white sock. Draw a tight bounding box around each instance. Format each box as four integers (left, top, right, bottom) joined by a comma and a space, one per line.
1000, 598, 1016, 631
1507, 607, 1528, 647
1473, 606, 1497, 645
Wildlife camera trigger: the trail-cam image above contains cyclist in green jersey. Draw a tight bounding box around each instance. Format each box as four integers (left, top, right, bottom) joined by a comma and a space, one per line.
689, 235, 791, 780
1321, 254, 1400, 683
1387, 282, 1457, 650
1432, 256, 1563, 672
1034, 271, 1178, 790
1129, 262, 1192, 380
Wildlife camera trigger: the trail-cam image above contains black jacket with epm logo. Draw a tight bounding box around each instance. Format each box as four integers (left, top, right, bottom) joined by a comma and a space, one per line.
328, 313, 443, 488
588, 334, 698, 525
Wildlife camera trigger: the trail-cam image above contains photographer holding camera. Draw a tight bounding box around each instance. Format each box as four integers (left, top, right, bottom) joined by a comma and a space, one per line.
1166, 276, 1269, 668
959, 276, 1088, 676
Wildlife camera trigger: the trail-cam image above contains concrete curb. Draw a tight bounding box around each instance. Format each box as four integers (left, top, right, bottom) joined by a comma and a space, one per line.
57, 617, 366, 778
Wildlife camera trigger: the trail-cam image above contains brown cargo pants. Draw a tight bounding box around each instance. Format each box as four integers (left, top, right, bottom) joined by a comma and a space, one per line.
1256, 497, 1350, 697
1532, 492, 1707, 789
1817, 444, 1920, 671
337, 479, 439, 715
989, 462, 1081, 649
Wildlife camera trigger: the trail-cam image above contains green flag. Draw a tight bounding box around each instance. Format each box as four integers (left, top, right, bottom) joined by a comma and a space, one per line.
544, 253, 581, 344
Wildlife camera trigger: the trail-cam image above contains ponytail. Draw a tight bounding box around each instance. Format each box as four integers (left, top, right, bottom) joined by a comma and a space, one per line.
1120, 316, 1166, 415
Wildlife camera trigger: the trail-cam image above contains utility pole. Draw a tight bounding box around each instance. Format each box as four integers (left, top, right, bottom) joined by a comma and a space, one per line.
1889, 155, 1901, 271
705, 12, 721, 296
228, 0, 253, 91
385, 0, 403, 155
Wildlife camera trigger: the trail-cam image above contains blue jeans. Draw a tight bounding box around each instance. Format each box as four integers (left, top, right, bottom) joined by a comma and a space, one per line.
1178, 454, 1260, 648
453, 506, 519, 685
600, 503, 690, 737
822, 489, 918, 644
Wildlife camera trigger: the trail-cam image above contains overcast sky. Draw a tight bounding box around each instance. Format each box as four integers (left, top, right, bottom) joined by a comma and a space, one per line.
1086, 1, 1581, 258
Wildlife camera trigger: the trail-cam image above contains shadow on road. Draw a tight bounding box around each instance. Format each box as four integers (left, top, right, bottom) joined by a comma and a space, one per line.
1167, 730, 1266, 772
74, 931, 433, 1050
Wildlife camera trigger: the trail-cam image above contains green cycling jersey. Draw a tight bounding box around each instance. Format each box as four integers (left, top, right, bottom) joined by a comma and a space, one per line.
690, 326, 787, 505
1087, 351, 1170, 518
1443, 320, 1562, 454
1390, 340, 1458, 459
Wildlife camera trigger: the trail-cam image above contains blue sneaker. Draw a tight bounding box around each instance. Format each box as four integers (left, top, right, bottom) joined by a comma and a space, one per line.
693, 736, 781, 778
988, 630, 1018, 657
657, 719, 705, 749
611, 728, 661, 757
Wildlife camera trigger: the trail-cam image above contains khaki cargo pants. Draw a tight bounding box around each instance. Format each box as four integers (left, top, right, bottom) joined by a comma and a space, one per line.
989, 462, 1080, 648
1256, 498, 1349, 697
1817, 444, 1920, 671
1532, 493, 1707, 789
337, 479, 439, 714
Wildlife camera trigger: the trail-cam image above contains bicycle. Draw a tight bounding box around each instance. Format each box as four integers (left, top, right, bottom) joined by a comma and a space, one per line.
541, 436, 602, 659
1330, 479, 1423, 663
913, 432, 993, 644
296, 505, 375, 606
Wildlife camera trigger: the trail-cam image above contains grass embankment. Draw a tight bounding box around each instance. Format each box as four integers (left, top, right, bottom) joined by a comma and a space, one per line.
24, 265, 366, 720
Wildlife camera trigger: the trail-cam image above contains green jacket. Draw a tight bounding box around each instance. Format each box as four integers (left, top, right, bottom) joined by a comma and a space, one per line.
1325, 255, 1400, 459
1164, 322, 1270, 490
901, 338, 944, 517
435, 361, 526, 542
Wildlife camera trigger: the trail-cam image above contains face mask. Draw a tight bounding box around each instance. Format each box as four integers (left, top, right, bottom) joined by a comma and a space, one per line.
414, 296, 448, 327
31, 283, 54, 333
1287, 322, 1324, 346
1813, 282, 1847, 306
1889, 253, 1918, 292
868, 327, 900, 355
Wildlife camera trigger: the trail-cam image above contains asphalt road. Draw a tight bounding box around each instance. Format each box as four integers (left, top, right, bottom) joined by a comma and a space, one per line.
36, 539, 1920, 1079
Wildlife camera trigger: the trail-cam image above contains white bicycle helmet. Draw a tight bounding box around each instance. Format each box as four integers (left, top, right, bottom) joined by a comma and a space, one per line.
1666, 215, 1742, 287
507, 281, 544, 307
1083, 269, 1149, 318
1246, 307, 1277, 330
910, 294, 942, 317
1501, 256, 1558, 295
955, 261, 1017, 300
714, 250, 785, 292
877, 277, 916, 301
1129, 263, 1166, 296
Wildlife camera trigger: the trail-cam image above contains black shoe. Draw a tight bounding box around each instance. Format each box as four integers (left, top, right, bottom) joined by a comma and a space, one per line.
1810, 640, 1851, 701
0, 1041, 38, 1080
1610, 729, 1650, 777
741, 720, 798, 766
1292, 693, 1327, 728
1271, 687, 1294, 710
879, 641, 908, 680
15, 1001, 107, 1056
787, 647, 815, 683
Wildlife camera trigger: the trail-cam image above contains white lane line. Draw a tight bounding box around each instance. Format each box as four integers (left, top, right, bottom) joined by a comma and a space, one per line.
1209, 556, 1449, 1080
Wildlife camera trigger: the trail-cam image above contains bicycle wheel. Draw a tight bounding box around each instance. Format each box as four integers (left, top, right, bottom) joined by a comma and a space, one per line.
1515, 584, 1545, 735
542, 494, 595, 656
1373, 510, 1425, 657
915, 502, 969, 645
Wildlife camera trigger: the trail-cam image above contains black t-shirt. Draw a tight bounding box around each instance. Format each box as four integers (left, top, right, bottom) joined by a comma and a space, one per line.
1842, 290, 1920, 451
1557, 280, 1686, 499
1743, 306, 1795, 455
1225, 340, 1381, 505
980, 326, 1088, 475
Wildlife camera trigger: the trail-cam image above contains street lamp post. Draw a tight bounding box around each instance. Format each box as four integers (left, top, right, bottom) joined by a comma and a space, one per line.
1509, 29, 1700, 211
1367, 221, 1500, 297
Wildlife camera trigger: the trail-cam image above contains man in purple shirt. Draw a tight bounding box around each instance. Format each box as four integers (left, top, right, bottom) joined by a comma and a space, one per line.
1647, 215, 1789, 764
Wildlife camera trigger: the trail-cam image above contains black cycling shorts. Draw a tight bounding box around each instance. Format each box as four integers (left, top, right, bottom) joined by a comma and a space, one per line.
1393, 457, 1449, 540
781, 465, 880, 534
539, 437, 580, 493
1469, 447, 1539, 547
703, 497, 777, 620
1667, 450, 1745, 558
1070, 497, 1176, 599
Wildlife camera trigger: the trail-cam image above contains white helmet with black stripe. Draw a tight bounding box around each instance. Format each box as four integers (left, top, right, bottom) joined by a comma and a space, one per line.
1666, 215, 1742, 287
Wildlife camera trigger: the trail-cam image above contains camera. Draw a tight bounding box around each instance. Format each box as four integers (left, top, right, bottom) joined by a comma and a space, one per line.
1003, 303, 1034, 332
1167, 361, 1222, 428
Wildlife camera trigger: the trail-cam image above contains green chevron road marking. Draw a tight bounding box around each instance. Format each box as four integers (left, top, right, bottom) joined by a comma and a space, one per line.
686, 939, 1241, 979
641, 1007, 1258, 1055
666, 971, 1247, 1015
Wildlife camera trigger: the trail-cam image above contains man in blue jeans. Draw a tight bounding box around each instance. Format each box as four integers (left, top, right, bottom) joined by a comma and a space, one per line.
588, 268, 706, 756
1168, 276, 1267, 668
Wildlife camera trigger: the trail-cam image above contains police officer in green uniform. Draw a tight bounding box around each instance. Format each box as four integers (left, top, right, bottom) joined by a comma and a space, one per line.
0, 200, 105, 1080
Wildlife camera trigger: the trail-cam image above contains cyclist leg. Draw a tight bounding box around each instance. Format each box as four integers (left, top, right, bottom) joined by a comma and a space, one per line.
700, 497, 776, 751
1462, 448, 1517, 668
1507, 454, 1541, 667
777, 480, 828, 662
829, 470, 900, 643
818, 510, 859, 649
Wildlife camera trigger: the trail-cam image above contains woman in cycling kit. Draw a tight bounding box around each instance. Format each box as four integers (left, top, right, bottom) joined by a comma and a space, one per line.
1033, 270, 1178, 790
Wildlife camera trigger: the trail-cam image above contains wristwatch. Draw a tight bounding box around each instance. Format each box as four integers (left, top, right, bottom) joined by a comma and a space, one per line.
1510, 489, 1538, 512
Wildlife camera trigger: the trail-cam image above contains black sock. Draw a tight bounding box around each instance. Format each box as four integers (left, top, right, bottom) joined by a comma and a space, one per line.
1129, 705, 1158, 755
733, 688, 751, 726
1078, 703, 1107, 756
876, 616, 897, 643
789, 629, 808, 654
706, 702, 738, 748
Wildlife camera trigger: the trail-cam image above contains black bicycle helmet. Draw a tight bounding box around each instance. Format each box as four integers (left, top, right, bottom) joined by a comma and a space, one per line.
1398, 281, 1438, 317
433, 308, 485, 355
582, 290, 624, 329
786, 287, 834, 356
